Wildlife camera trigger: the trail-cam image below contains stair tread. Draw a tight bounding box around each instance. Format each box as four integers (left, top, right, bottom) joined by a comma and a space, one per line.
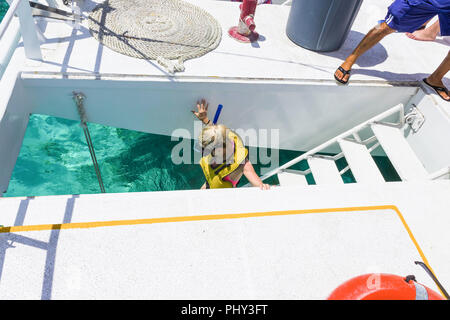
278, 170, 308, 186
307, 157, 343, 185
371, 124, 428, 181
338, 139, 385, 183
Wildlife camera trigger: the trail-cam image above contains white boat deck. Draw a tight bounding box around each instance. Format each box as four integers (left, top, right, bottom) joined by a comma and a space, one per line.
1, 181, 449, 299
0, 0, 450, 299
12, 0, 450, 88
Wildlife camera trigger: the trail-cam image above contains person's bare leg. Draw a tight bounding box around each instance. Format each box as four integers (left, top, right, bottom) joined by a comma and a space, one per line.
335, 22, 396, 83
406, 20, 440, 41
426, 51, 450, 101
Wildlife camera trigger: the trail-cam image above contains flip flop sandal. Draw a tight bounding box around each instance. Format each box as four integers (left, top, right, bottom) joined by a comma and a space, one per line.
334, 66, 351, 85
423, 78, 450, 102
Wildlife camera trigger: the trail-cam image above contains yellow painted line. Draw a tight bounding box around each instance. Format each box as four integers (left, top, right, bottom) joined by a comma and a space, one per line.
0, 204, 444, 298
0, 205, 391, 233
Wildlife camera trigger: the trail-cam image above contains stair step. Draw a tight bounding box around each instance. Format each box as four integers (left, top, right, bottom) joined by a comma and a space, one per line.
371, 124, 429, 181
277, 170, 308, 186
307, 157, 343, 185
338, 139, 385, 183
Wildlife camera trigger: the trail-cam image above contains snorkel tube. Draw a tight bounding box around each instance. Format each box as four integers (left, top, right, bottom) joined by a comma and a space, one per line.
213, 104, 223, 125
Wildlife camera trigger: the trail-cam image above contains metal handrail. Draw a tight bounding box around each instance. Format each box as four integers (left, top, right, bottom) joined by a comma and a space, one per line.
0, 0, 21, 39
244, 103, 405, 186
0, 0, 42, 60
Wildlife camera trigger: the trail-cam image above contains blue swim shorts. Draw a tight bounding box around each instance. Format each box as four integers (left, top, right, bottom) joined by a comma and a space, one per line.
384, 0, 450, 36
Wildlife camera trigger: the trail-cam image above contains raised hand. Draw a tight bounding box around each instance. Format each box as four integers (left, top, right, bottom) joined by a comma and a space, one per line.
191, 99, 210, 124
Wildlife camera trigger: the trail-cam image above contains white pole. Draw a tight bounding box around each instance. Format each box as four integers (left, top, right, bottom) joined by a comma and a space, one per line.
16, 0, 42, 60
0, 19, 20, 79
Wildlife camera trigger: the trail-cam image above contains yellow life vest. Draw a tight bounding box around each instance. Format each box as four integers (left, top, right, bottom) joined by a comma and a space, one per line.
199, 130, 248, 189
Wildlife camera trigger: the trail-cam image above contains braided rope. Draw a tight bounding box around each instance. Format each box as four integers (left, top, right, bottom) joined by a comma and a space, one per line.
88, 0, 222, 73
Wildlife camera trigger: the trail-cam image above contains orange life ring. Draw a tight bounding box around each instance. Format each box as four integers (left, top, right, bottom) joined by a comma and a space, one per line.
327, 273, 444, 300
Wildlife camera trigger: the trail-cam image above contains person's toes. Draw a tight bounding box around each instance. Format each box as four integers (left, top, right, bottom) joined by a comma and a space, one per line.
438, 90, 450, 101
334, 69, 342, 80
406, 32, 416, 40
338, 73, 348, 82
427, 78, 450, 101
335, 66, 350, 82
343, 71, 351, 82
406, 29, 437, 41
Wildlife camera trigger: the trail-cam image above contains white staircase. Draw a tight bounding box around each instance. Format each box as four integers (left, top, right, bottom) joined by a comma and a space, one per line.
338, 139, 385, 184
307, 156, 343, 185
277, 169, 308, 186
249, 103, 449, 187
371, 123, 429, 181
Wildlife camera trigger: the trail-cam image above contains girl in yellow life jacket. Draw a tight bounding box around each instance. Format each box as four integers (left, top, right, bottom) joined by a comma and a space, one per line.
192, 99, 270, 190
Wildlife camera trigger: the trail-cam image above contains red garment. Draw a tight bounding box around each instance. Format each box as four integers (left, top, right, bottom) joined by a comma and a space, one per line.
230, 0, 272, 4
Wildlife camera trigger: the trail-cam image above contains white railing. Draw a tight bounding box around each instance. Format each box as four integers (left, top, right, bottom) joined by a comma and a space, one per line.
430, 166, 450, 180
0, 0, 42, 61
245, 103, 406, 186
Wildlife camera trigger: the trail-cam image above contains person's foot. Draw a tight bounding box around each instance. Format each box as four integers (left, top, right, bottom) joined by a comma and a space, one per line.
334, 62, 353, 84
424, 77, 450, 101
406, 27, 438, 41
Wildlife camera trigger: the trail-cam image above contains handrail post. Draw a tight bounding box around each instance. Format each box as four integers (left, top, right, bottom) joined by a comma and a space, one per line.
72, 0, 82, 30
16, 0, 42, 60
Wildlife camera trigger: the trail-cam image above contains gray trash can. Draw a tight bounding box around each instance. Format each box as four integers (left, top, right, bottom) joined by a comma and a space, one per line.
286, 0, 363, 52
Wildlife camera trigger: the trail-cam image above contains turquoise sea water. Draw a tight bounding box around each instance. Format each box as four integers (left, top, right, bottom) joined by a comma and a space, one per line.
0, 0, 9, 22
4, 114, 400, 197
5, 115, 207, 196
3, 114, 285, 196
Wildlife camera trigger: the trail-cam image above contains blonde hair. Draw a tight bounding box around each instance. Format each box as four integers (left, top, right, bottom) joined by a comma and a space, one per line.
199, 124, 229, 149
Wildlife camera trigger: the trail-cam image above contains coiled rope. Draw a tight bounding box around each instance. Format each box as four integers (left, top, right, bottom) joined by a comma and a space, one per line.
88, 0, 222, 73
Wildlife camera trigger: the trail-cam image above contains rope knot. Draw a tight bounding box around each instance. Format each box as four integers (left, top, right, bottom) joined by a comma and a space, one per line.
156, 57, 185, 74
